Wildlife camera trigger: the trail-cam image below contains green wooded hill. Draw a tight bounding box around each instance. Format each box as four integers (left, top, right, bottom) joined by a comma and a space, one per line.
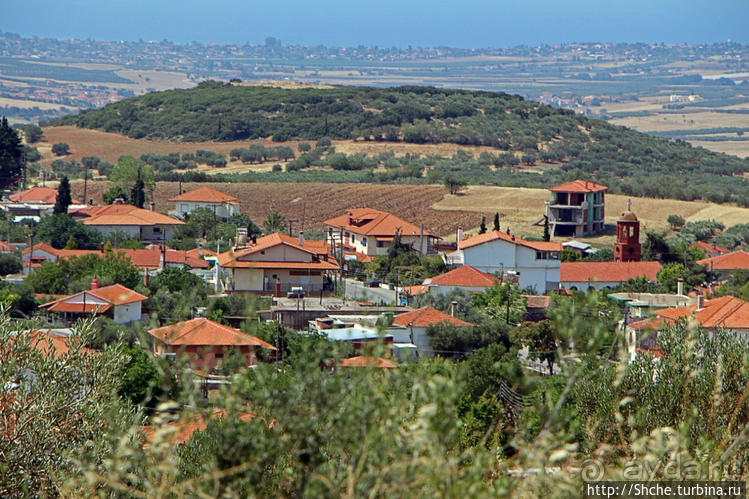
48, 81, 749, 205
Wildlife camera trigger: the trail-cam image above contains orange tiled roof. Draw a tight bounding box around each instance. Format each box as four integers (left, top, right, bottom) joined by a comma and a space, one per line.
392, 306, 474, 328
549, 180, 608, 193
652, 295, 749, 329
148, 318, 278, 349
81, 203, 184, 227
425, 265, 500, 288
185, 247, 217, 259
217, 233, 339, 271
697, 250, 749, 271
169, 187, 239, 204
457, 230, 562, 252
41, 283, 147, 312
402, 284, 429, 296
0, 241, 15, 252
22, 242, 59, 256
689, 241, 730, 256
142, 410, 256, 445
8, 186, 80, 204
324, 208, 434, 238
23, 330, 95, 358
57, 248, 162, 270
340, 356, 397, 368
560, 261, 662, 283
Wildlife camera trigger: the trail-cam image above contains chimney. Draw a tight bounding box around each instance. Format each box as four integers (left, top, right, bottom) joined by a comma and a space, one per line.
450, 301, 457, 318
677, 278, 684, 296
347, 211, 353, 225
457, 226, 463, 249
236, 227, 248, 247
298, 230, 305, 247
91, 276, 99, 290
100, 242, 105, 253
197, 242, 203, 258
697, 294, 704, 310
150, 201, 155, 211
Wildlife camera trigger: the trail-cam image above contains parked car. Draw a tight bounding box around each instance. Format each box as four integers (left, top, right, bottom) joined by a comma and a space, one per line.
366, 280, 380, 288
287, 286, 305, 298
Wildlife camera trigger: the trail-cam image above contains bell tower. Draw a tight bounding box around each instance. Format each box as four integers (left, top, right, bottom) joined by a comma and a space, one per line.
614, 199, 641, 262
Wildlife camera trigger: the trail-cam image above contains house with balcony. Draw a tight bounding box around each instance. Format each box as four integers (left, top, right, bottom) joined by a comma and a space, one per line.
324, 208, 439, 257
545, 180, 607, 237
168, 186, 240, 220
217, 232, 339, 294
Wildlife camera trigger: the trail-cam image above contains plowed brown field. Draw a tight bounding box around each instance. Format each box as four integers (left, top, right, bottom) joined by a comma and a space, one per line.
71, 181, 481, 238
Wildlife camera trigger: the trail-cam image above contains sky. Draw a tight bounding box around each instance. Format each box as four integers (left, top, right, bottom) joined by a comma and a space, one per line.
4, 0, 749, 48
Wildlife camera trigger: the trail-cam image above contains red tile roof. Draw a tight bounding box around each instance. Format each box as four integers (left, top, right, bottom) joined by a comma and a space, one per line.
324, 208, 434, 238
458, 230, 562, 252
560, 261, 662, 283
8, 186, 80, 204
697, 251, 749, 271
689, 241, 730, 256
80, 203, 184, 227
217, 232, 339, 271
26, 330, 95, 358
185, 247, 217, 259
648, 296, 749, 330
168, 187, 239, 205
340, 356, 397, 368
0, 241, 16, 252
148, 318, 277, 349
142, 410, 256, 445
392, 306, 474, 328
22, 242, 59, 257
549, 180, 608, 193
425, 265, 500, 288
401, 284, 429, 296
41, 284, 147, 312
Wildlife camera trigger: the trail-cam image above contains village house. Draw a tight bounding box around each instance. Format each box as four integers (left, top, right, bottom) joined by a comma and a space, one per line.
324, 208, 439, 258
445, 229, 562, 293
40, 280, 147, 324
168, 186, 240, 220
421, 265, 501, 296
148, 318, 277, 371
697, 250, 749, 279
560, 261, 662, 291
625, 295, 749, 362
73, 200, 184, 242
545, 180, 607, 237
217, 231, 339, 294
2, 186, 84, 222
388, 306, 474, 357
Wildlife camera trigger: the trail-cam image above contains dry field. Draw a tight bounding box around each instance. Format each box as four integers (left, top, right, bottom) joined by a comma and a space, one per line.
610, 111, 749, 133
688, 140, 749, 158
37, 126, 517, 173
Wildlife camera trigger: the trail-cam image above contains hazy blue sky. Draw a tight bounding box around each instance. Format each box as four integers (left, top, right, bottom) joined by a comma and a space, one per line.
4, 0, 748, 47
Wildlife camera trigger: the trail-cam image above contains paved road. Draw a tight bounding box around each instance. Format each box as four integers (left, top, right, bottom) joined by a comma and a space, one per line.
344, 278, 397, 304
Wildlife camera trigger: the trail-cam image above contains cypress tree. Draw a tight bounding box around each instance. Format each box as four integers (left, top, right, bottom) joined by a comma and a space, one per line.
54, 176, 72, 214
493, 213, 500, 232
478, 216, 487, 234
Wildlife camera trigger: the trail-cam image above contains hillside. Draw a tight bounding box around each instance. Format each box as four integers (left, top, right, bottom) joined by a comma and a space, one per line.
48, 82, 749, 205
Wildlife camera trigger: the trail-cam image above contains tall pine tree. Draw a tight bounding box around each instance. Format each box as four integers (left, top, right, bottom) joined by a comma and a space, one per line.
130, 167, 146, 208
54, 175, 72, 214
0, 117, 24, 189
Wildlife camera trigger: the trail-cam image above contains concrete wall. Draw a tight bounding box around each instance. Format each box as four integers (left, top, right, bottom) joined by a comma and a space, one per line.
113, 301, 142, 324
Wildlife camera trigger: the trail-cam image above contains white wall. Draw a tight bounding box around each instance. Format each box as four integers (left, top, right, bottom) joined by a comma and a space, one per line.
113, 301, 142, 323
175, 201, 238, 220
458, 239, 560, 293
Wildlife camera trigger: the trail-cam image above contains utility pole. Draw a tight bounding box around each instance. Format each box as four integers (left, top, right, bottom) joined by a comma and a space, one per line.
21, 147, 26, 191
83, 161, 89, 205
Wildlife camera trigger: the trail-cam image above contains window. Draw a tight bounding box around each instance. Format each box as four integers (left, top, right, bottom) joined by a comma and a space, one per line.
215, 353, 224, 359
536, 251, 544, 260
362, 237, 367, 246
181, 204, 188, 213
550, 252, 559, 260
377, 240, 385, 248
153, 227, 161, 233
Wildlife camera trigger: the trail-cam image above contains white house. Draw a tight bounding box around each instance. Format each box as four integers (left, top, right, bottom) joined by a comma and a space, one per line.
40, 281, 147, 324
387, 306, 474, 357
168, 186, 240, 220
75, 200, 184, 242
445, 230, 562, 294
324, 208, 439, 258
